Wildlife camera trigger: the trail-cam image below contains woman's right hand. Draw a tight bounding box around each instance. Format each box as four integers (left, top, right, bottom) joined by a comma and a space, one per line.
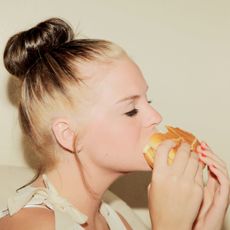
147, 140, 204, 230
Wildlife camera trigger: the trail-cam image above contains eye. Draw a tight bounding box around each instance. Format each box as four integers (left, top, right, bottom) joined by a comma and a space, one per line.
124, 99, 152, 117
125, 108, 139, 117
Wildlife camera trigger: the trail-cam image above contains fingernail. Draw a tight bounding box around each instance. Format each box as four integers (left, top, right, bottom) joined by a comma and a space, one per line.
201, 152, 207, 157
200, 145, 206, 151
200, 142, 208, 150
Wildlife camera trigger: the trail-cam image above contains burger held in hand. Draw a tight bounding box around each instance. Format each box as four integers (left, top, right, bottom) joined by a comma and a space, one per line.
143, 125, 205, 168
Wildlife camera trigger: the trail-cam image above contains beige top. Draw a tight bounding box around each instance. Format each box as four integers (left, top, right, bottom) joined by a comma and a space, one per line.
0, 174, 127, 230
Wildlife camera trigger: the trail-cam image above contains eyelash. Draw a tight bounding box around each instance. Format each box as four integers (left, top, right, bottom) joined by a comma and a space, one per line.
125, 100, 152, 117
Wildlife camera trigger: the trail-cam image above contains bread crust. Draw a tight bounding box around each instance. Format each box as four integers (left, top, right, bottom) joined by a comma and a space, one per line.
143, 125, 200, 168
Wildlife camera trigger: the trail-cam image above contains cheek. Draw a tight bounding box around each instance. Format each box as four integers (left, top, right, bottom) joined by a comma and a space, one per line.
81, 115, 142, 169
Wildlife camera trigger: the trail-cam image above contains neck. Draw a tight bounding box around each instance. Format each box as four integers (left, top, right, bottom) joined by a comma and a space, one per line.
32, 152, 124, 228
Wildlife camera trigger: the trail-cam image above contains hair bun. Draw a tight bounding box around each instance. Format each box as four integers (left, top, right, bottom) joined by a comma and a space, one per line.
3, 17, 74, 79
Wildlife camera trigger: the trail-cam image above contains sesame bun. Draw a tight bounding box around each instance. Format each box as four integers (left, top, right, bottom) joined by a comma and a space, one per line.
143, 125, 201, 168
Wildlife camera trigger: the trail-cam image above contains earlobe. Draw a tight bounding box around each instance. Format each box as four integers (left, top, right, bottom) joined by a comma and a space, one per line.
52, 119, 75, 152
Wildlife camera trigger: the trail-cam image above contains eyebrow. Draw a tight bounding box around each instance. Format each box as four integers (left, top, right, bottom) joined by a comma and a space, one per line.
115, 85, 149, 104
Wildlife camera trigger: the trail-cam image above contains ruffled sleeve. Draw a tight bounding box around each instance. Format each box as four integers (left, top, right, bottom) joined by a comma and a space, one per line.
0, 174, 88, 230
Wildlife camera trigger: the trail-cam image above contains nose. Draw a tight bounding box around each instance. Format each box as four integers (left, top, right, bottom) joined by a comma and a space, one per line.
143, 106, 163, 128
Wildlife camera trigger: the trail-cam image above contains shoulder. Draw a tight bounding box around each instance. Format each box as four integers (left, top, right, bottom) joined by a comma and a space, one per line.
0, 208, 55, 230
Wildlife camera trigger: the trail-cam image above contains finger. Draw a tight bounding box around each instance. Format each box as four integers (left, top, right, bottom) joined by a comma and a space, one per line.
199, 141, 210, 150
209, 165, 230, 205
200, 175, 218, 218
199, 155, 229, 178
198, 141, 225, 166
197, 143, 226, 168
206, 167, 219, 192
198, 157, 206, 169
183, 151, 199, 181
171, 141, 191, 176
195, 162, 204, 188
153, 140, 177, 175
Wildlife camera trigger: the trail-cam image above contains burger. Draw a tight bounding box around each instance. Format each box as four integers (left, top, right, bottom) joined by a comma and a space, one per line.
143, 125, 201, 168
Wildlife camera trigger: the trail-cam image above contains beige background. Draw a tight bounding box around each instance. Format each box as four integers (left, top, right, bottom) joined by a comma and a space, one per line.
0, 0, 229, 228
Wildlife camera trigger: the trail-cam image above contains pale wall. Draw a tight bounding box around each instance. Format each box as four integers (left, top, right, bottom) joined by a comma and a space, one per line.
0, 0, 229, 228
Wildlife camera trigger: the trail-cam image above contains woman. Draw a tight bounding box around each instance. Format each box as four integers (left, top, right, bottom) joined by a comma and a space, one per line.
0, 18, 229, 230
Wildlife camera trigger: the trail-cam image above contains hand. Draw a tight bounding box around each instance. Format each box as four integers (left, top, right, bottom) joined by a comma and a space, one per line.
148, 140, 204, 230
192, 142, 230, 230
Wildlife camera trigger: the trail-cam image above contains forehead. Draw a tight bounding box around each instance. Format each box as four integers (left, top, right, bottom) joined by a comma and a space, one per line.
91, 56, 148, 104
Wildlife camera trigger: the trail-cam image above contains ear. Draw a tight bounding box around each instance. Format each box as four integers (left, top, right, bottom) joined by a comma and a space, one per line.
51, 119, 75, 152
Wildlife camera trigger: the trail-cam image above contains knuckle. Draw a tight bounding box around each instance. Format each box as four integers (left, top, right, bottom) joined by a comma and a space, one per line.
181, 141, 190, 148
152, 173, 165, 183
180, 179, 202, 193
156, 142, 175, 154
192, 151, 198, 157
193, 183, 203, 194
178, 142, 191, 152
156, 144, 166, 153
164, 139, 176, 145
158, 139, 176, 148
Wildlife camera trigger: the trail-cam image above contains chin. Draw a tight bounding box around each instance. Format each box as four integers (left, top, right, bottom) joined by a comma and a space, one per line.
136, 164, 152, 172
130, 159, 152, 172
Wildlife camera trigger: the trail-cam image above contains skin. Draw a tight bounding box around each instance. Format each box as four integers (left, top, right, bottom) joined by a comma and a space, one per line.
0, 54, 229, 230
32, 54, 162, 229
32, 54, 230, 230
192, 143, 230, 230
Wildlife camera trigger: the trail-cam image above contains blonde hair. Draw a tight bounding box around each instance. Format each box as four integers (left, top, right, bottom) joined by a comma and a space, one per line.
4, 18, 124, 180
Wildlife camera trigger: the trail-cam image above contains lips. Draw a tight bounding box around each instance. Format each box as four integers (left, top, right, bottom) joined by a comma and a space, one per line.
143, 125, 201, 168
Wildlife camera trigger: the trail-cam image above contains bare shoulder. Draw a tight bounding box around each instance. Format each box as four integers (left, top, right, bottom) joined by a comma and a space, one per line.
0, 208, 55, 230
116, 211, 133, 230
